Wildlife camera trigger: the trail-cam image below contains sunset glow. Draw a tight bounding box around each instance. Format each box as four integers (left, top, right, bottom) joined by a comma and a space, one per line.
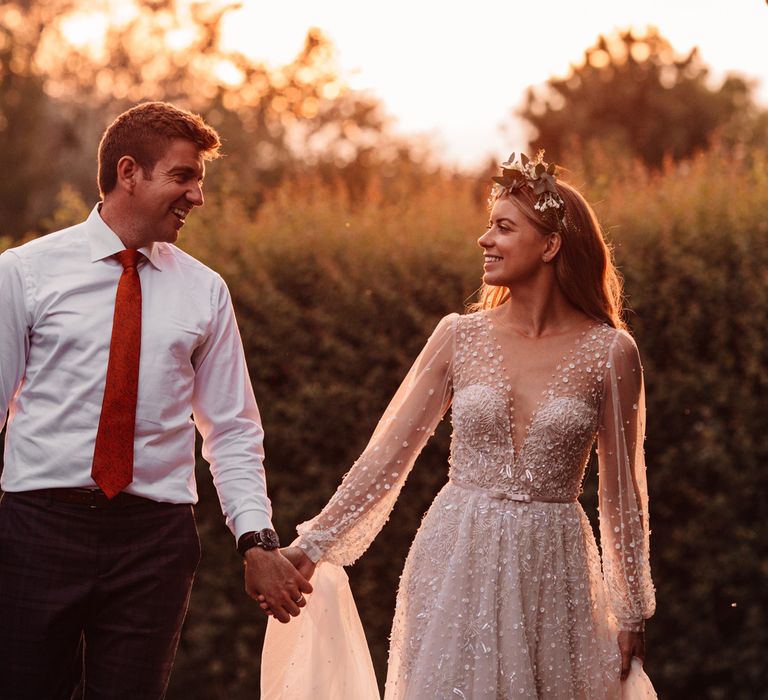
56, 0, 768, 168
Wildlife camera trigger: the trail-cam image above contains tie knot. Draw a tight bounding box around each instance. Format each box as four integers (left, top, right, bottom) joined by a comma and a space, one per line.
115, 249, 142, 270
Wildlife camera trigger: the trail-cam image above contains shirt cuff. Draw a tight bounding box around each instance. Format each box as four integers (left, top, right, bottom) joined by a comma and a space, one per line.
233, 510, 274, 541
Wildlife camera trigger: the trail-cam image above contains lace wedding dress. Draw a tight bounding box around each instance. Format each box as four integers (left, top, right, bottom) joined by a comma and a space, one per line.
289, 310, 656, 699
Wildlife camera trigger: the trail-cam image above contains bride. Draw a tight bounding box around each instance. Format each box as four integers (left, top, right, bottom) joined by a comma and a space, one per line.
262, 152, 656, 699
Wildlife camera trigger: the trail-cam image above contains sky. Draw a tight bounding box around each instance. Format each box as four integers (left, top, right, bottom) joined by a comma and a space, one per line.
221, 0, 768, 169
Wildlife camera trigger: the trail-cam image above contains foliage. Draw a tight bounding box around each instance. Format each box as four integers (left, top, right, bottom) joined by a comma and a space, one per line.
166, 174, 481, 698
491, 150, 563, 218
0, 6, 766, 697
0, 0, 433, 237
186, 150, 765, 698
1, 141, 766, 699
519, 27, 768, 168
0, 0, 90, 235
9, 147, 762, 698
586, 148, 768, 699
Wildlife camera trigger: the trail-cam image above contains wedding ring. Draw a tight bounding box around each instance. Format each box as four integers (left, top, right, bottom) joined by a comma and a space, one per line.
294, 594, 305, 604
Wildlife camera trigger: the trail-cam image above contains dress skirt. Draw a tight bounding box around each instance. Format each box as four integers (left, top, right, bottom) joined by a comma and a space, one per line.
384, 481, 623, 700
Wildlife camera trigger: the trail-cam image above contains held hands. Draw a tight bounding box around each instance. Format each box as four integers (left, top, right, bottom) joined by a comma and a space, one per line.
243, 547, 313, 624
618, 629, 646, 681
256, 546, 317, 618
281, 545, 317, 580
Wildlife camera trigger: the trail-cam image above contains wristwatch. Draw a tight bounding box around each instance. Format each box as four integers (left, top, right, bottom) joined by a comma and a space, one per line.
237, 528, 280, 557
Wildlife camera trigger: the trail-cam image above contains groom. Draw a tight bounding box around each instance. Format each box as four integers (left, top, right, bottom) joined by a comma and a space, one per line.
0, 101, 311, 699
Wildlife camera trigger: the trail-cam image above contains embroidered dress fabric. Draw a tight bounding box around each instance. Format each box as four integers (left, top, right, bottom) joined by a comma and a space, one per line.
261, 563, 379, 700
290, 311, 655, 699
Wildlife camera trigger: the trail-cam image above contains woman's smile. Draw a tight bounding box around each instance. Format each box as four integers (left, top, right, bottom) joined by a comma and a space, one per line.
484, 254, 503, 266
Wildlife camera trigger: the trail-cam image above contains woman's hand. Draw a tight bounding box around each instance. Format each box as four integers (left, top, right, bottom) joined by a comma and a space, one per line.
257, 546, 317, 616
280, 545, 317, 580
618, 629, 646, 681
243, 548, 312, 623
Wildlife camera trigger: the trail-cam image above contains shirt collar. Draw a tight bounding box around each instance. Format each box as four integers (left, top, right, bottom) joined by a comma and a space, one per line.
86, 204, 164, 271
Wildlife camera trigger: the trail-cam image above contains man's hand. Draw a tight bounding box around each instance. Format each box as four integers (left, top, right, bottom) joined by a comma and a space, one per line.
243, 547, 312, 624
257, 546, 317, 616
618, 629, 646, 681
280, 545, 317, 580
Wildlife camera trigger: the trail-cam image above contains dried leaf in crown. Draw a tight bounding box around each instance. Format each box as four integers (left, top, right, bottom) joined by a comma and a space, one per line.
491, 150, 565, 218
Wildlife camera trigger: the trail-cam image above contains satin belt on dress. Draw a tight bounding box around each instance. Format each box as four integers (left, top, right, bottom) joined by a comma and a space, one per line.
449, 478, 577, 504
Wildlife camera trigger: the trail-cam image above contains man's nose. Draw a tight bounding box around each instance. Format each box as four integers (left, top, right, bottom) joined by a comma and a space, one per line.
187, 183, 204, 206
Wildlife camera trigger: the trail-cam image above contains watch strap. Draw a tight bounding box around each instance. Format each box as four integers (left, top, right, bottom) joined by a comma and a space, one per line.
237, 529, 280, 556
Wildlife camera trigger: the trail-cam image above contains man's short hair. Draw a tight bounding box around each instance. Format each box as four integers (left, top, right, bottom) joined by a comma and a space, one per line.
97, 101, 221, 197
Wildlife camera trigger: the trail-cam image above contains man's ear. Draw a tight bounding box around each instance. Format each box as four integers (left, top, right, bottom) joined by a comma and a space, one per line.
542, 231, 562, 263
115, 156, 141, 193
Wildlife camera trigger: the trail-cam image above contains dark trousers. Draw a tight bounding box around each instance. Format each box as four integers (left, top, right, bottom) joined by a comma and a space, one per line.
0, 492, 201, 700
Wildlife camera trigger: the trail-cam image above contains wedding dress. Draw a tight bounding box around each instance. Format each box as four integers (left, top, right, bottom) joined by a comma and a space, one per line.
266, 310, 656, 699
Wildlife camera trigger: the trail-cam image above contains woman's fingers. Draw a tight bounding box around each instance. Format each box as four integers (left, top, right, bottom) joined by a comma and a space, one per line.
256, 578, 311, 619
271, 589, 301, 619
620, 648, 633, 681
617, 629, 645, 681
268, 603, 291, 624
296, 574, 313, 595
635, 636, 646, 663
260, 587, 308, 619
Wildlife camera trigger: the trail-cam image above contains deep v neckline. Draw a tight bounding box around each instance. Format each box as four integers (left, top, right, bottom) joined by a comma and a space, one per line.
482, 312, 600, 466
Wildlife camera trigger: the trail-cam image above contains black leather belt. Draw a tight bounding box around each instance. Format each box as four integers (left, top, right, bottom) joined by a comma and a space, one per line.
18, 488, 151, 508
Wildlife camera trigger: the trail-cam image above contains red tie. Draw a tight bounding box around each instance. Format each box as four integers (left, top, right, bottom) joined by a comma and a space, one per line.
91, 249, 143, 498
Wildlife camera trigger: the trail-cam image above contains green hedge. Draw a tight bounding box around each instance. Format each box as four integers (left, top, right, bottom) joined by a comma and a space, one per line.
2, 149, 765, 698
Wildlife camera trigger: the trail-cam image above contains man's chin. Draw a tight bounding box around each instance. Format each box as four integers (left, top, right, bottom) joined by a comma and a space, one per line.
161, 227, 181, 243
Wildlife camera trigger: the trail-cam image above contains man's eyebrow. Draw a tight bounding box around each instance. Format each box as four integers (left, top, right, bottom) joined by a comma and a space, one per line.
168, 165, 202, 176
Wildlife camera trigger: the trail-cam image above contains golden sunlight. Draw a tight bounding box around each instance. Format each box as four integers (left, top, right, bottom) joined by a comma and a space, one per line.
59, 12, 109, 49
26, 0, 768, 168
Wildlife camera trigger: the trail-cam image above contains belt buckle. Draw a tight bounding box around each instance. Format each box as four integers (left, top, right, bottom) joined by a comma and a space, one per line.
76, 488, 102, 508
489, 491, 532, 503
506, 492, 532, 503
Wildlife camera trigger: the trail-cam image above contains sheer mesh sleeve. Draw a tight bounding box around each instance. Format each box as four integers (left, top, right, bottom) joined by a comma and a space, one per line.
596, 330, 656, 631
296, 313, 456, 566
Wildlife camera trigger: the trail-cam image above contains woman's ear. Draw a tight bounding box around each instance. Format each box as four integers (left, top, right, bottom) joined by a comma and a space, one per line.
542, 231, 562, 263
115, 156, 140, 193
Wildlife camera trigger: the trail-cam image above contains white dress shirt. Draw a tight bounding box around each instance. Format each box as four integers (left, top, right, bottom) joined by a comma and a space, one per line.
0, 205, 273, 539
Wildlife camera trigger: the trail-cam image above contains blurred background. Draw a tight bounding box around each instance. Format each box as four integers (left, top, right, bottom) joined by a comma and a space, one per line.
1, 1, 767, 697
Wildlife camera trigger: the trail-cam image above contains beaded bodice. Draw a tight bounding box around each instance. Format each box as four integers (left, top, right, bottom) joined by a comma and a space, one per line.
449, 312, 614, 501
297, 309, 654, 631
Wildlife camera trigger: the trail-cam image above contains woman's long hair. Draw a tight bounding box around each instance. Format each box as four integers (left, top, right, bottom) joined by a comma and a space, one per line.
471, 179, 626, 330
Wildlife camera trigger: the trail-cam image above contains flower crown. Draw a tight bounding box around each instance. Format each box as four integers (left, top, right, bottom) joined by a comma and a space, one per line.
491, 150, 564, 217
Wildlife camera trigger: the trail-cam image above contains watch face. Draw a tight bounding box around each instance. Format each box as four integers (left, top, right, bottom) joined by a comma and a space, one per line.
258, 528, 280, 549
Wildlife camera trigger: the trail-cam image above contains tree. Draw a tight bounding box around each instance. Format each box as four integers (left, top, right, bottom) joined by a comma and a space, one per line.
0, 0, 431, 238
518, 27, 766, 167
0, 1, 92, 235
